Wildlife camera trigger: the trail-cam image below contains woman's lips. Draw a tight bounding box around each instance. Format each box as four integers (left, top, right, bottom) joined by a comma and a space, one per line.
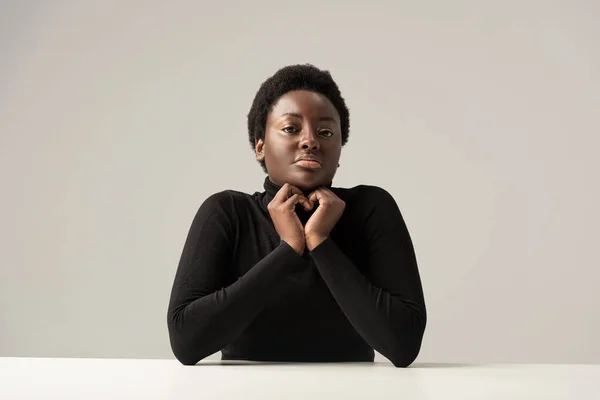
295, 160, 322, 169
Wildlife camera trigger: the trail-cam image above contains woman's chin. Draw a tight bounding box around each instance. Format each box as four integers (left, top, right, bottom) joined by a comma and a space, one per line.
289, 174, 333, 192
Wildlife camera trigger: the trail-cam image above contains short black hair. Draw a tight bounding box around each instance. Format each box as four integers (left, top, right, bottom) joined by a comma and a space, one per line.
247, 64, 350, 173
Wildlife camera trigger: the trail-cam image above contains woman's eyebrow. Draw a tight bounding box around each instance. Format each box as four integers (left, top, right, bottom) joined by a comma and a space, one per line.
280, 112, 337, 122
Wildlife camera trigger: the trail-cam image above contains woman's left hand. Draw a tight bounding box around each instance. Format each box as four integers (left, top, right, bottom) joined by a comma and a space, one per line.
304, 188, 346, 251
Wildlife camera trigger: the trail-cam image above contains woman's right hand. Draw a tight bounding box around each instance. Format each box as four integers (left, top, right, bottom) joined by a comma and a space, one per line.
267, 183, 313, 255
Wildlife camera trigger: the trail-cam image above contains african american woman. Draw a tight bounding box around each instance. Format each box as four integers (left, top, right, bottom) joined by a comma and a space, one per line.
167, 64, 427, 367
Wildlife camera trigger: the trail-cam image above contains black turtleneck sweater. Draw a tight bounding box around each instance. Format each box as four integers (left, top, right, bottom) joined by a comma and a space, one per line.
167, 177, 426, 367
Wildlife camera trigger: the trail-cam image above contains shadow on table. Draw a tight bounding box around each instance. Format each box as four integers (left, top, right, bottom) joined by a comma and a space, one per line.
195, 360, 306, 366
193, 361, 478, 368
410, 362, 478, 368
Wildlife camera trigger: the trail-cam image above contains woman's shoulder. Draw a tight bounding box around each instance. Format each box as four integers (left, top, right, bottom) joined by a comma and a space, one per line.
334, 185, 403, 224
199, 189, 254, 210
187, 190, 253, 231
334, 184, 396, 203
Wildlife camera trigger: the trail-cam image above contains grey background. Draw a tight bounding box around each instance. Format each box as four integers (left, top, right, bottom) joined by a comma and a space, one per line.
1, 0, 599, 364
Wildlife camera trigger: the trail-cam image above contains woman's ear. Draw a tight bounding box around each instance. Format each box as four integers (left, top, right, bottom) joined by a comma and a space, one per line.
255, 138, 265, 161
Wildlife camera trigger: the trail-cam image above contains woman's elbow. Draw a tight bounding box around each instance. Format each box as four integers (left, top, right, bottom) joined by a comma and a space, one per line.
167, 312, 204, 366
174, 350, 201, 366
168, 328, 204, 366
387, 338, 423, 367
389, 325, 426, 367
389, 350, 419, 368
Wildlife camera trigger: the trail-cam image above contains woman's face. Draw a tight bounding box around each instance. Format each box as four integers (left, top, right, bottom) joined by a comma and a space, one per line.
255, 90, 342, 192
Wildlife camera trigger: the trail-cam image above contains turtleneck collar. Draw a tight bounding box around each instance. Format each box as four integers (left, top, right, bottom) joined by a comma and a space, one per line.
259, 176, 333, 223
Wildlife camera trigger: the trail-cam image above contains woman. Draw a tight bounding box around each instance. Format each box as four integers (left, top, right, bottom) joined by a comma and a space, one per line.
167, 64, 426, 367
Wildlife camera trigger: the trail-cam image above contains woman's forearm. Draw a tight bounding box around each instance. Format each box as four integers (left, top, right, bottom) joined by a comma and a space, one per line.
310, 238, 426, 367
167, 241, 304, 365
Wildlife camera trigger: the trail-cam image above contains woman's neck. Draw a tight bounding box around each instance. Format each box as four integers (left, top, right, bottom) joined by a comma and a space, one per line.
263, 176, 333, 198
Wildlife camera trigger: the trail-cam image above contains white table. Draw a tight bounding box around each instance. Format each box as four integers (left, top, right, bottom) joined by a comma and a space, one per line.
1, 357, 598, 399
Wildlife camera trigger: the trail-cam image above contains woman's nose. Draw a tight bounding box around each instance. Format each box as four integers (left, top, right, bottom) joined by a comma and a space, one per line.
300, 128, 319, 150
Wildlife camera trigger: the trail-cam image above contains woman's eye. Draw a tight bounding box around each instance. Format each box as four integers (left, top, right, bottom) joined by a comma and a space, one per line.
282, 126, 298, 134
319, 130, 334, 137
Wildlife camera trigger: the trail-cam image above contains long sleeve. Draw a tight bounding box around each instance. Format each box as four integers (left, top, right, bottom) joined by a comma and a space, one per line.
309, 186, 426, 367
167, 192, 305, 365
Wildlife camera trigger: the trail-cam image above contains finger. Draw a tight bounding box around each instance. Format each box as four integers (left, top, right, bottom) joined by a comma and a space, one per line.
320, 187, 340, 204
285, 185, 312, 209
308, 188, 329, 204
272, 183, 289, 203
283, 193, 310, 210
273, 183, 303, 203
282, 193, 299, 209
294, 195, 313, 211
302, 196, 314, 210
286, 184, 304, 201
